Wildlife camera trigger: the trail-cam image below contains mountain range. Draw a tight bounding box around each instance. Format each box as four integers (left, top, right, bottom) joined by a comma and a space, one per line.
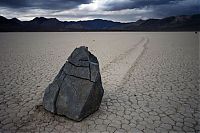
0, 14, 199, 31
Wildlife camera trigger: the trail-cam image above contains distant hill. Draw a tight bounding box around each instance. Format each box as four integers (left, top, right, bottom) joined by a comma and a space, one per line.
112, 14, 200, 31
0, 14, 199, 31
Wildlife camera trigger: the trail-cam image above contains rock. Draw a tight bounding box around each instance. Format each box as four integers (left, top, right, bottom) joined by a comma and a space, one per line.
43, 46, 104, 121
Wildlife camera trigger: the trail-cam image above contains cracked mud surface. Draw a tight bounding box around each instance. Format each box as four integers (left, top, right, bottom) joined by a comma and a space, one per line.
0, 32, 199, 133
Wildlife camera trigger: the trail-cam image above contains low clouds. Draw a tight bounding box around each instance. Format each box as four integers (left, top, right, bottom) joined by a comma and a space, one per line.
98, 0, 184, 11
152, 0, 200, 17
0, 0, 91, 9
0, 0, 199, 22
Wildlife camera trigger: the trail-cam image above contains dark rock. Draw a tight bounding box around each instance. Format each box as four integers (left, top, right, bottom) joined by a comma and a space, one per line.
68, 46, 90, 67
43, 46, 104, 121
43, 82, 59, 113
63, 62, 90, 80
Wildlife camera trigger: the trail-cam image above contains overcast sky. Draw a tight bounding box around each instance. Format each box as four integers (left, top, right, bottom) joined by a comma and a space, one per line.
0, 0, 199, 22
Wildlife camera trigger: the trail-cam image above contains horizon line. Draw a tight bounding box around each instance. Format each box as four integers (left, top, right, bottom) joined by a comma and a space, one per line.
1, 13, 199, 23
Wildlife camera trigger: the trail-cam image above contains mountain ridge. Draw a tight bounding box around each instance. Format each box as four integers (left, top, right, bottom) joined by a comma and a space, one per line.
0, 14, 199, 31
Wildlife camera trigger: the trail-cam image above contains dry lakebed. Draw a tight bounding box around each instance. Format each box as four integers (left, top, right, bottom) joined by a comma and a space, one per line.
0, 32, 199, 133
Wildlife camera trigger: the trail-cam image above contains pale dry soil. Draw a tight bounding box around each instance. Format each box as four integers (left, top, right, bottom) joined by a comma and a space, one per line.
0, 32, 199, 133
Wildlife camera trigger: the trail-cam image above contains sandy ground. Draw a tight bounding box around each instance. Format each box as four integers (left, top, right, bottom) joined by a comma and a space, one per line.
0, 32, 199, 133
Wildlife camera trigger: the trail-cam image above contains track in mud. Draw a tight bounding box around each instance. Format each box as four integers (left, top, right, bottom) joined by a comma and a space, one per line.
101, 37, 149, 91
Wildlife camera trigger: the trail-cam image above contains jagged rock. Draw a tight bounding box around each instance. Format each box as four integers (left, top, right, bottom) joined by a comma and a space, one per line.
43, 46, 104, 121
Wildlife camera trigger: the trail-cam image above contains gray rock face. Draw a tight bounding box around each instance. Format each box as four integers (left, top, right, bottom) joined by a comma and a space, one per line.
43, 46, 104, 121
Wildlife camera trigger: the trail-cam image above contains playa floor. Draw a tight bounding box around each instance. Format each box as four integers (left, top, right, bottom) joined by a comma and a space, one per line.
0, 32, 199, 133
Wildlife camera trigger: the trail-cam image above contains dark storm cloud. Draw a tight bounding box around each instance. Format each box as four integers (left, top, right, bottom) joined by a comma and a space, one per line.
0, 0, 28, 8
0, 0, 199, 22
105, 0, 185, 11
0, 0, 91, 9
152, 1, 200, 17
104, 0, 199, 18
